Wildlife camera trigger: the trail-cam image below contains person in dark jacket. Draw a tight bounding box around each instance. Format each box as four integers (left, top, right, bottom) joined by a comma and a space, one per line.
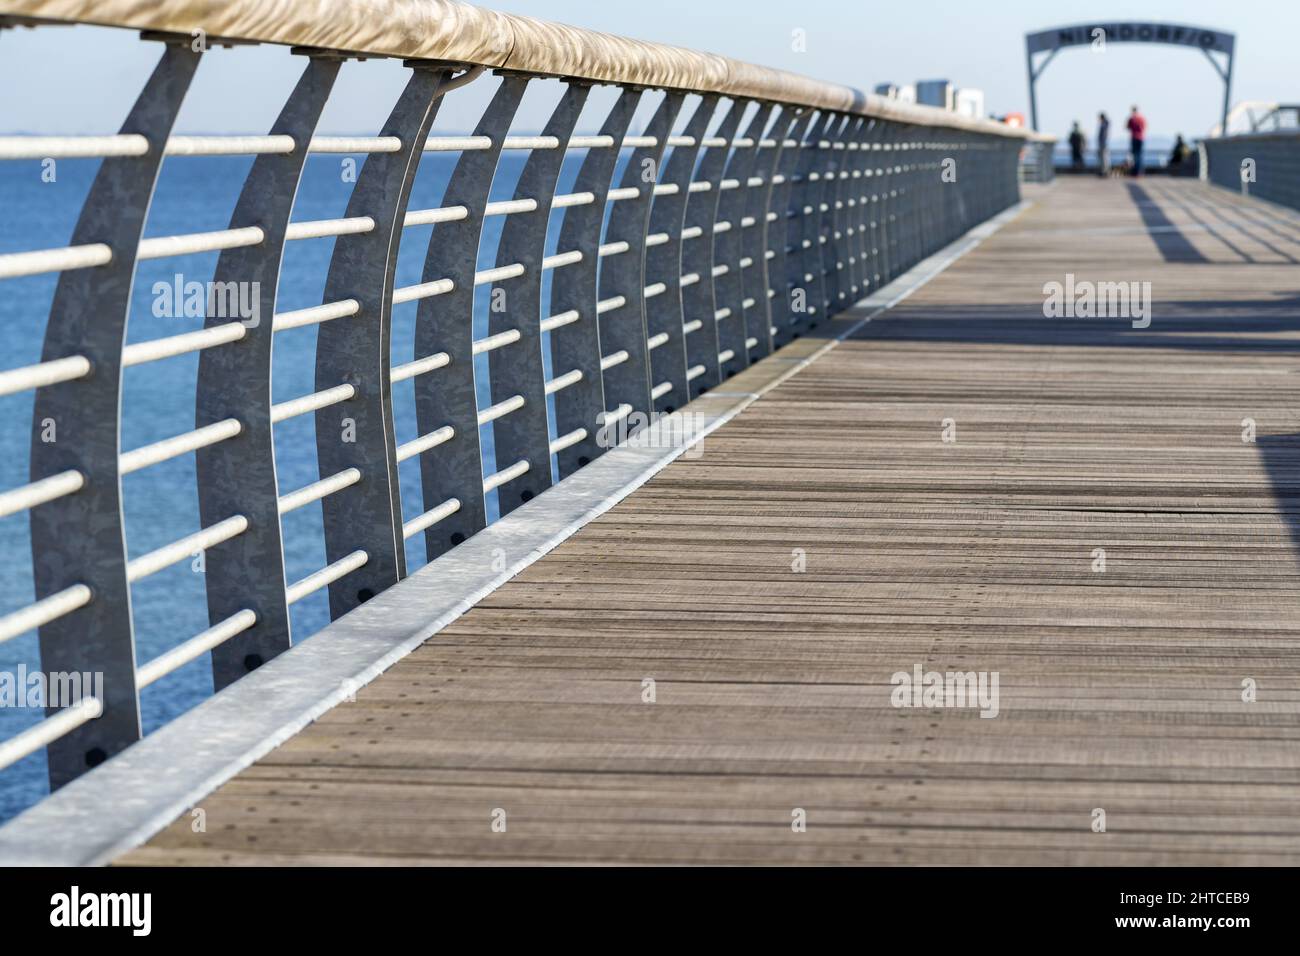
1069, 122, 1086, 170
1096, 112, 1110, 176
1168, 134, 1190, 173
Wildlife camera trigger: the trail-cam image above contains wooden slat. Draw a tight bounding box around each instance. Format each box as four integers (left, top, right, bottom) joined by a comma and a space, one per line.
123, 179, 1300, 866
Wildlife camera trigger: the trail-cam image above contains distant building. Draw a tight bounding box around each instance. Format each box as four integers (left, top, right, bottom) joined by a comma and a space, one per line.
916, 80, 955, 111
874, 82, 916, 104
955, 88, 986, 120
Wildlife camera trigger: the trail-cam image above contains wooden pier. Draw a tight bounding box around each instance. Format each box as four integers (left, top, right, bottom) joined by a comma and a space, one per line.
112, 178, 1300, 865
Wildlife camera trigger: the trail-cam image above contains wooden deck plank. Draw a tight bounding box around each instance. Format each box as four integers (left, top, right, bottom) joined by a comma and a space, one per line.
123, 178, 1300, 865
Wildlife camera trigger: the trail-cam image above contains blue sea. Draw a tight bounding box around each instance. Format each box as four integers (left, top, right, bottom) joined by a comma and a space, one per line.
0, 143, 604, 822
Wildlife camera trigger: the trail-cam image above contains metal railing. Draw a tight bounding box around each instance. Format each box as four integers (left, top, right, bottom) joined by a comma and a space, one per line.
1019, 136, 1057, 184
0, 0, 1032, 791
1203, 130, 1300, 211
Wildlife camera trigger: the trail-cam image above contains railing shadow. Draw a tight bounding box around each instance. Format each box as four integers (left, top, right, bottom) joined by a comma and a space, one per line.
1254, 433, 1300, 564
1126, 183, 1211, 263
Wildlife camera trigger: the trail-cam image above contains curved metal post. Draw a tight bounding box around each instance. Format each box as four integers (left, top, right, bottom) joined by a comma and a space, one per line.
767, 110, 812, 348
198, 55, 341, 689
645, 95, 717, 414
714, 100, 767, 373
488, 79, 586, 517
597, 91, 683, 428
29, 38, 201, 788
681, 98, 742, 396
741, 104, 784, 358
315, 63, 451, 616
415, 74, 528, 559
550, 89, 641, 479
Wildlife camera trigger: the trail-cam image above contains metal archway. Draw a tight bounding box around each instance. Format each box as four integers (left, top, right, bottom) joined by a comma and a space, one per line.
1025, 21, 1235, 133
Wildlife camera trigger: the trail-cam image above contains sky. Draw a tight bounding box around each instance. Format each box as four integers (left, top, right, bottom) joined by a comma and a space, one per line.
0, 0, 1293, 139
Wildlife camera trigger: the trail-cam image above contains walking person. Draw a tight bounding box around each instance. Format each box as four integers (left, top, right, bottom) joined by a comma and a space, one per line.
1068, 121, 1086, 171
1126, 105, 1147, 177
1096, 111, 1110, 176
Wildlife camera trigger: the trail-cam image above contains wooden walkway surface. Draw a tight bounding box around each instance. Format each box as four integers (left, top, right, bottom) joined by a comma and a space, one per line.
126, 178, 1300, 865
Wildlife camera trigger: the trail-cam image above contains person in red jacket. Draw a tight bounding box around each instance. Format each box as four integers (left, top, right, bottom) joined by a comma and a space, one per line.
1126, 106, 1147, 177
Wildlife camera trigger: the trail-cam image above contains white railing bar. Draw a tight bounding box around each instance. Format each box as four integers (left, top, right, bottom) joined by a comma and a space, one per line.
686, 364, 706, 381
0, 470, 84, 521
424, 135, 491, 151
477, 394, 525, 427
126, 515, 248, 584
472, 329, 521, 356
278, 468, 362, 515
137, 226, 264, 261
122, 322, 246, 368
553, 191, 596, 208
682, 319, 703, 334
120, 419, 242, 475
404, 205, 469, 228
717, 349, 736, 364
600, 404, 633, 427
286, 550, 369, 605
393, 277, 455, 305
270, 384, 355, 424
549, 427, 587, 454
166, 135, 296, 156
502, 135, 561, 150
643, 282, 667, 299
0, 134, 148, 159
567, 136, 615, 148
309, 136, 402, 153
0, 243, 112, 280
607, 186, 640, 201
396, 425, 455, 463
650, 381, 673, 400
483, 459, 529, 493
402, 498, 461, 539
0, 697, 102, 774
542, 250, 583, 270
600, 350, 629, 371
541, 309, 581, 333
136, 610, 258, 689
599, 240, 630, 257
544, 368, 583, 395
285, 216, 375, 242
485, 198, 539, 217
474, 263, 525, 286
273, 298, 360, 332
0, 584, 91, 647
391, 352, 450, 383
0, 355, 92, 399
596, 295, 626, 314
646, 332, 669, 350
